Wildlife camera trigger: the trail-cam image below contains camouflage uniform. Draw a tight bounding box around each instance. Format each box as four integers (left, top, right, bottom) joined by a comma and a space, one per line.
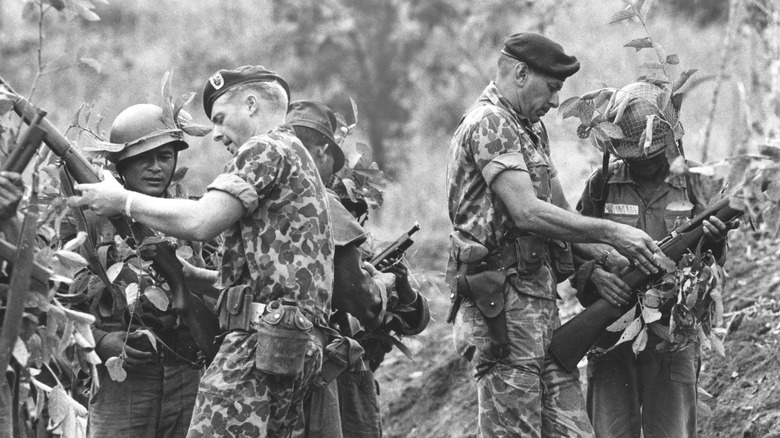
575, 160, 706, 438
293, 191, 430, 438
448, 82, 593, 438
187, 125, 333, 438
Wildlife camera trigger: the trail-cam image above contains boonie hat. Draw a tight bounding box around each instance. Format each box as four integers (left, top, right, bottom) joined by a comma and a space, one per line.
287, 100, 346, 173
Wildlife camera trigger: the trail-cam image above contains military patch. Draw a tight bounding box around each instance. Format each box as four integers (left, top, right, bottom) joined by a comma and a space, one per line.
209, 72, 224, 90
604, 203, 639, 215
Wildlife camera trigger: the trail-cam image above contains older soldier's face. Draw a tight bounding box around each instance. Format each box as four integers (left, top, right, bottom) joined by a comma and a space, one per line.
518, 68, 562, 123
210, 94, 256, 154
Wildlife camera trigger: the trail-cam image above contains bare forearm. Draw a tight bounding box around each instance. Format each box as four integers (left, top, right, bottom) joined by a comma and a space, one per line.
513, 199, 618, 244
130, 195, 215, 240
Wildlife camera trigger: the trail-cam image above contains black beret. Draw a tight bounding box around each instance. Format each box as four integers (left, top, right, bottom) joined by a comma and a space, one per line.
501, 33, 580, 81
287, 100, 346, 173
202, 65, 290, 119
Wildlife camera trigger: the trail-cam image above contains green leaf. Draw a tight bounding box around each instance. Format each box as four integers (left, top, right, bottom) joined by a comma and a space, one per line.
666, 54, 680, 65
558, 96, 582, 119
79, 57, 102, 74
623, 37, 652, 51
55, 250, 89, 269
106, 356, 127, 382
144, 286, 170, 311
180, 123, 212, 137
607, 304, 638, 332
125, 282, 139, 308
652, 251, 676, 272
62, 231, 87, 252
609, 6, 637, 24
672, 69, 698, 93
21, 1, 37, 20
173, 92, 196, 124
639, 61, 666, 70
134, 328, 158, 351
615, 318, 643, 347
176, 245, 194, 259
652, 42, 667, 63
710, 332, 725, 356
350, 97, 359, 126
13, 339, 30, 367
632, 327, 648, 355
697, 400, 713, 418
106, 262, 123, 283
642, 306, 662, 324
642, 114, 655, 153
597, 122, 625, 139
172, 166, 189, 183
45, 0, 67, 11
0, 94, 15, 116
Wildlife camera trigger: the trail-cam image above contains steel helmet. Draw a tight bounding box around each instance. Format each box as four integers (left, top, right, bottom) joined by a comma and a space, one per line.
107, 104, 188, 164
605, 82, 680, 159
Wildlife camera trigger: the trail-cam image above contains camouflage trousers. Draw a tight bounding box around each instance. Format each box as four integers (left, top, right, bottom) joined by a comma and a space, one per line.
453, 281, 594, 438
186, 330, 323, 438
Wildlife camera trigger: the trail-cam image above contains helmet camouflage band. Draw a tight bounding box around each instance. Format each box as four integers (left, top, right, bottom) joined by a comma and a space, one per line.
605, 82, 682, 159
107, 104, 188, 164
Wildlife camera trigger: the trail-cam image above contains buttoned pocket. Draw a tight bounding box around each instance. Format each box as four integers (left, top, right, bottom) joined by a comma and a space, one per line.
664, 201, 694, 233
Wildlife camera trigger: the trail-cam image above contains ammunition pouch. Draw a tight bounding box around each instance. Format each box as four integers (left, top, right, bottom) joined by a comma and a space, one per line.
253, 300, 313, 376
313, 330, 365, 387
215, 285, 253, 331
548, 239, 574, 283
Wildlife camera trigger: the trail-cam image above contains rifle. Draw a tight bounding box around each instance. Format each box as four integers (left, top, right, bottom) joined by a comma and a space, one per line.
370, 223, 420, 270
0, 78, 220, 361
548, 197, 743, 373
0, 238, 52, 293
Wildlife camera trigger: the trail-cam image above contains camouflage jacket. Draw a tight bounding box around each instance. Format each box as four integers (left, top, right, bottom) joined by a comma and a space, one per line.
447, 82, 558, 300
207, 125, 333, 324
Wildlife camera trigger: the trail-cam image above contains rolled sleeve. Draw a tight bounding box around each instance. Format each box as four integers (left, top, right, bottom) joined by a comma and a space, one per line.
207, 174, 259, 216
481, 152, 528, 188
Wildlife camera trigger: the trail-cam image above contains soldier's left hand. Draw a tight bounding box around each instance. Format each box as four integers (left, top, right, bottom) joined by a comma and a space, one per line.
382, 262, 418, 305
69, 170, 128, 217
702, 216, 737, 243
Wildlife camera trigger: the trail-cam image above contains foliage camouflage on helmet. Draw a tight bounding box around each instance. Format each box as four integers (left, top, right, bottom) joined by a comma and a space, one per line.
74, 72, 211, 163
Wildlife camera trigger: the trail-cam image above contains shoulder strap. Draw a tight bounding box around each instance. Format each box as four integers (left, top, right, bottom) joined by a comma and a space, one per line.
592, 150, 612, 218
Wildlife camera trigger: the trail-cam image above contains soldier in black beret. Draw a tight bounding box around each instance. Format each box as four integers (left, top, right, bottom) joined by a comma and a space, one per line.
72, 65, 335, 437
446, 32, 661, 437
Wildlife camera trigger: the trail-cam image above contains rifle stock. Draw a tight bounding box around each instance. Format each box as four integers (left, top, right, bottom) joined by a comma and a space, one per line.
1, 78, 219, 360
548, 198, 743, 373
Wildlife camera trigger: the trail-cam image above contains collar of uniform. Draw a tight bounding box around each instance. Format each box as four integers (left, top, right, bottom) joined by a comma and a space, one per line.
481, 82, 542, 141
607, 160, 687, 190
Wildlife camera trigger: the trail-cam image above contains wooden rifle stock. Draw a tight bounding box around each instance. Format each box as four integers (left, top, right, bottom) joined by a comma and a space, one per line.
548, 198, 743, 373
2, 79, 219, 360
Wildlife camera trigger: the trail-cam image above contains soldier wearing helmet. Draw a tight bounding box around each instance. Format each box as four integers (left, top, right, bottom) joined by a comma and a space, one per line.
69, 103, 213, 438
573, 81, 734, 438
107, 103, 189, 197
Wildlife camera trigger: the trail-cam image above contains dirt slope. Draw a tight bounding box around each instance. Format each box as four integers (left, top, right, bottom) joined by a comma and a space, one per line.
376, 237, 780, 437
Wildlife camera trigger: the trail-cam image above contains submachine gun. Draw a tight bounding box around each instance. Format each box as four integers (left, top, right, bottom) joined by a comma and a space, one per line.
370, 223, 420, 270
0, 77, 220, 360
548, 197, 743, 373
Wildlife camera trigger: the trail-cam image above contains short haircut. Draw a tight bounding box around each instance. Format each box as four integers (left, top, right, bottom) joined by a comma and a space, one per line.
222, 80, 289, 113
497, 54, 539, 80
293, 125, 332, 153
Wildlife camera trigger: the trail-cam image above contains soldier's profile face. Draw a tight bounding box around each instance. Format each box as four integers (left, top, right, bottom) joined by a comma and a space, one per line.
211, 94, 254, 154
518, 68, 563, 123
120, 144, 176, 197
